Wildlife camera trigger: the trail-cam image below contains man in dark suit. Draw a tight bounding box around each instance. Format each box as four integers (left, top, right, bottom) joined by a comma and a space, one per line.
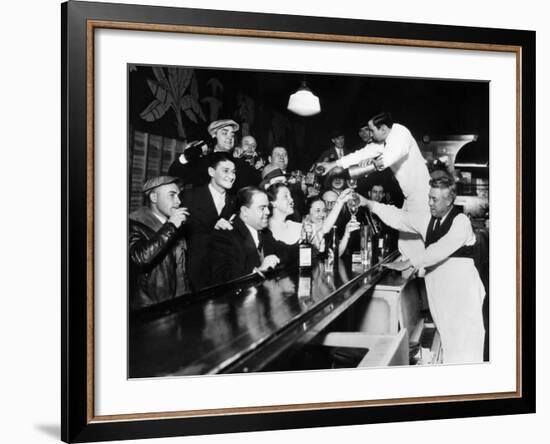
316, 129, 351, 163
206, 187, 280, 286
181, 152, 237, 291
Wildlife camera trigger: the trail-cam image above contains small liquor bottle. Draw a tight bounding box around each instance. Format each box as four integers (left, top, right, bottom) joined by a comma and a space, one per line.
360, 223, 373, 266
325, 225, 338, 273
299, 222, 314, 269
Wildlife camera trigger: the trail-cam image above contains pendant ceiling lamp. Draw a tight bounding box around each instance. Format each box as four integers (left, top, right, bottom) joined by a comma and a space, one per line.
287, 81, 321, 117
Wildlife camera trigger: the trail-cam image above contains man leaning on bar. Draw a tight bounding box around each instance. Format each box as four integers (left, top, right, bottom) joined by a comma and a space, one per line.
205, 187, 280, 286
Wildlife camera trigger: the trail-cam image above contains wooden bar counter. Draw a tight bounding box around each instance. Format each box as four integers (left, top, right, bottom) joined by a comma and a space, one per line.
129, 253, 403, 378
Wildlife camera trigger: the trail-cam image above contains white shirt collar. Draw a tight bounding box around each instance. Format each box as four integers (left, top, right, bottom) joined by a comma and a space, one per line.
243, 221, 260, 248
439, 207, 453, 223
208, 183, 226, 214
208, 183, 226, 199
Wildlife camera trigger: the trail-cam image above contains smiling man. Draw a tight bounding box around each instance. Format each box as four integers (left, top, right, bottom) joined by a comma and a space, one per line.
181, 153, 237, 291
129, 176, 190, 309
208, 119, 239, 152
207, 187, 280, 285
267, 146, 289, 173
363, 170, 486, 364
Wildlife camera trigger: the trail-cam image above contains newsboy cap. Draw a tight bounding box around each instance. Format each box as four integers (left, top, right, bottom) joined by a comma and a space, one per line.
259, 168, 288, 190
142, 176, 180, 193
207, 119, 240, 137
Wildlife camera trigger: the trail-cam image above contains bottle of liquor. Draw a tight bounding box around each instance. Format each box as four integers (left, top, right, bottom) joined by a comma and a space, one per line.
298, 270, 312, 299
360, 223, 373, 266
299, 222, 314, 269
325, 225, 338, 273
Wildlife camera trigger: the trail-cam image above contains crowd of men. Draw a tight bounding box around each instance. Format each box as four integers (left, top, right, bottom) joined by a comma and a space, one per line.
129, 112, 487, 364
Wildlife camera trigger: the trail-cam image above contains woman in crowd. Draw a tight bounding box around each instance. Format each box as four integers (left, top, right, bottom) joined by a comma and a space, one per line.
304, 193, 360, 257
263, 182, 303, 266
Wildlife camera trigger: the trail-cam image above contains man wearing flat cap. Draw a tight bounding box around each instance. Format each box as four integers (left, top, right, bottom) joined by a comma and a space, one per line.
129, 176, 190, 309
206, 118, 261, 189
169, 119, 260, 189
171, 119, 238, 188
208, 119, 239, 152
259, 166, 288, 190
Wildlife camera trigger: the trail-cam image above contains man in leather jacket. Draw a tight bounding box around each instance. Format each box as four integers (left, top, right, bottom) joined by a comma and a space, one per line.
129, 176, 190, 310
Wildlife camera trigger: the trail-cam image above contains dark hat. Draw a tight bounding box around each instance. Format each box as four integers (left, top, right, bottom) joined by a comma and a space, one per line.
261, 163, 280, 179
259, 168, 288, 190
142, 176, 180, 193
207, 119, 240, 137
323, 166, 347, 188
329, 128, 345, 139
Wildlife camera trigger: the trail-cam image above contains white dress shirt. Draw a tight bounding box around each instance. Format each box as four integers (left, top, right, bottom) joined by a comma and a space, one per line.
244, 222, 260, 248
208, 183, 226, 216
371, 201, 485, 363
371, 203, 477, 268
337, 123, 430, 206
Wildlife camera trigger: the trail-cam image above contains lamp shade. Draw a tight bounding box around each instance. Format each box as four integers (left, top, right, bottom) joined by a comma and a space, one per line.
287, 81, 321, 116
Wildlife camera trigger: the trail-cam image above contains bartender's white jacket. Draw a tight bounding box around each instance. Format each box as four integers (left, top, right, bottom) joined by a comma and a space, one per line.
337, 123, 431, 259
372, 201, 486, 364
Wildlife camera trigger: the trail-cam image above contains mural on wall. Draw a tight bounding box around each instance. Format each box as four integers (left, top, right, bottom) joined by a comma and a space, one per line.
128, 64, 489, 214
139, 67, 206, 141
201, 77, 224, 123
234, 92, 255, 137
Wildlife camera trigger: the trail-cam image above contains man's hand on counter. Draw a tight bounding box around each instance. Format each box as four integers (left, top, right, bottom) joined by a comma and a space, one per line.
383, 259, 413, 271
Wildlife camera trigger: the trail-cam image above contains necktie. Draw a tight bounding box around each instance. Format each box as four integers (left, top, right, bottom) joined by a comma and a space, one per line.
257, 231, 264, 261
433, 217, 441, 232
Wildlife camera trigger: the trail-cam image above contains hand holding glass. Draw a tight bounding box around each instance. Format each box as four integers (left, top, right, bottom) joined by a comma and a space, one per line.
346, 193, 360, 221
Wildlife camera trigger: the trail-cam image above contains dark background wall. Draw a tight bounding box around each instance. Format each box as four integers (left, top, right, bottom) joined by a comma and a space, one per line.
129, 64, 489, 172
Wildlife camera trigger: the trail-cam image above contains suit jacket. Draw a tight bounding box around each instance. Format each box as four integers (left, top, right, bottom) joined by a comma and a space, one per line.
206, 217, 262, 286
317, 146, 352, 163
181, 185, 235, 291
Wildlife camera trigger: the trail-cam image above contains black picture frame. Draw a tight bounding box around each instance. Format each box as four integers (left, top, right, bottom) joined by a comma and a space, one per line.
61, 1, 536, 442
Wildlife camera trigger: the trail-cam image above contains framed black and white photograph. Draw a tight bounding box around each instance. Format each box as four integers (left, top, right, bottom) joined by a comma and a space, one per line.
62, 1, 535, 442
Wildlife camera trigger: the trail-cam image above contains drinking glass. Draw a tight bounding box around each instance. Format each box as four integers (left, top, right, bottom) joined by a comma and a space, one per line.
346, 192, 360, 221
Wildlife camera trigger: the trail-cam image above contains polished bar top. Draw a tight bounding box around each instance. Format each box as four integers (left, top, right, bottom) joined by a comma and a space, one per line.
129, 253, 398, 378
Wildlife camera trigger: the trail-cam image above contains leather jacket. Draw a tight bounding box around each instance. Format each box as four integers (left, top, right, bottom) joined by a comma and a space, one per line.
129, 206, 189, 310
